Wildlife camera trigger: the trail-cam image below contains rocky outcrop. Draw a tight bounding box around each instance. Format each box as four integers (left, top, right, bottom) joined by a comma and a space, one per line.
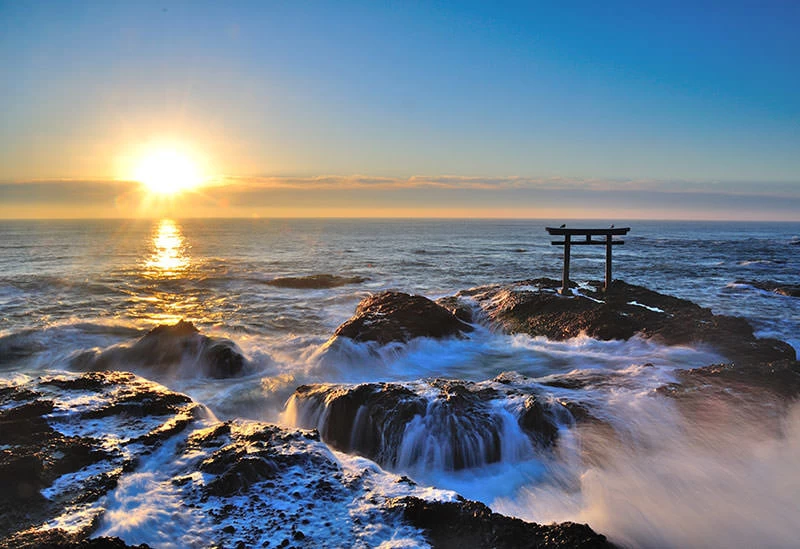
461, 279, 795, 365
735, 280, 800, 298
0, 372, 198, 548
659, 359, 800, 401
288, 375, 571, 472
389, 496, 614, 549
329, 281, 794, 369
69, 320, 246, 379
188, 421, 332, 498
290, 383, 426, 466
265, 274, 368, 289
333, 291, 474, 344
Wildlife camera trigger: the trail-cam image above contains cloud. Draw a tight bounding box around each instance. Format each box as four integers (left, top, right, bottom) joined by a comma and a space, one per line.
0, 180, 136, 203
207, 175, 800, 197
1, 176, 798, 220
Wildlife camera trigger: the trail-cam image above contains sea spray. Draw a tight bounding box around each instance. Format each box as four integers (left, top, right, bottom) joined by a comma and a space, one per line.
494, 392, 800, 548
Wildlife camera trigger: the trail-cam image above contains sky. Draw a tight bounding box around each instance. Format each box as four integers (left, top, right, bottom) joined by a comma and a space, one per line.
1, 0, 799, 220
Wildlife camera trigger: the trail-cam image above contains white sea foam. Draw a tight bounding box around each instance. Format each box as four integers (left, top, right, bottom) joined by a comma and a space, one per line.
95, 431, 213, 549
627, 300, 665, 313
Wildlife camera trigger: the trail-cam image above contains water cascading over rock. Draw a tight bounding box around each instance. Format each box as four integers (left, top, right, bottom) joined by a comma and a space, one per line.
286, 376, 571, 472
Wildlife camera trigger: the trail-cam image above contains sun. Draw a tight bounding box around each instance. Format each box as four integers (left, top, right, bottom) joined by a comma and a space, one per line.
133, 147, 204, 195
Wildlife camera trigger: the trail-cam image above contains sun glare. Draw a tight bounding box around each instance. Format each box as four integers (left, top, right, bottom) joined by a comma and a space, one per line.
133, 147, 204, 195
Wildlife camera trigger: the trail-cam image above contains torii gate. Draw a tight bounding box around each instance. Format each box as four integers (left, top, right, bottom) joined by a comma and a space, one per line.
546, 226, 630, 295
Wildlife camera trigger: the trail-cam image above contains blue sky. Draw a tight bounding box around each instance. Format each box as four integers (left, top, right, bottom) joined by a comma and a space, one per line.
1, 1, 799, 218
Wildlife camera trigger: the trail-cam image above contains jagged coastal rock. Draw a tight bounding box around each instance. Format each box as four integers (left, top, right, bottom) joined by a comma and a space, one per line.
458, 278, 795, 365
330, 280, 794, 366
0, 372, 198, 548
659, 359, 800, 403
390, 496, 613, 549
333, 291, 474, 344
288, 375, 567, 471
69, 320, 246, 378
0, 371, 612, 548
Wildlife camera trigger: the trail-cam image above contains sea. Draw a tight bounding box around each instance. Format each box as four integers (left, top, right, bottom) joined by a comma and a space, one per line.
1, 218, 799, 547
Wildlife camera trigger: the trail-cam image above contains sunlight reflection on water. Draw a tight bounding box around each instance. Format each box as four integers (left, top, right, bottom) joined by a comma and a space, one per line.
135, 219, 199, 325
145, 219, 189, 276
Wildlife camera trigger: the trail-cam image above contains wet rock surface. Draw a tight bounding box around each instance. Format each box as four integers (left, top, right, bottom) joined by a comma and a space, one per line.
265, 273, 368, 289
69, 320, 246, 379
390, 496, 615, 549
0, 372, 198, 549
185, 419, 611, 548
22, 535, 150, 548
289, 375, 571, 471
462, 278, 795, 365
333, 291, 474, 344
188, 421, 330, 498
291, 382, 426, 466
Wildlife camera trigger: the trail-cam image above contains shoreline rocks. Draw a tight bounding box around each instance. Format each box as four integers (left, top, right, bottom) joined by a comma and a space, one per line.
331, 280, 795, 368
0, 371, 613, 549
0, 372, 198, 548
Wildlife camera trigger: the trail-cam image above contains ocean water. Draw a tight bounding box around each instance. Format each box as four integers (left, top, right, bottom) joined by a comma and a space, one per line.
2, 218, 799, 547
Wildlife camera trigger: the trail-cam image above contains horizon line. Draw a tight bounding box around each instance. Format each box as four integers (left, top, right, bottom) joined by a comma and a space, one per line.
1, 215, 798, 223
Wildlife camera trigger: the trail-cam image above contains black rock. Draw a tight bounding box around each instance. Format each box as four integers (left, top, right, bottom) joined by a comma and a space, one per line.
464, 279, 796, 366
389, 496, 615, 549
70, 320, 246, 379
333, 291, 473, 344
188, 421, 338, 499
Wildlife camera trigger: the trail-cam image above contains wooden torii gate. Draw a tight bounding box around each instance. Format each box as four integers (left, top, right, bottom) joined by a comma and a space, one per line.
546, 226, 630, 295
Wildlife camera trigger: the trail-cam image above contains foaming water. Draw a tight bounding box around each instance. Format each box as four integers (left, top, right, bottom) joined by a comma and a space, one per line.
95, 428, 213, 548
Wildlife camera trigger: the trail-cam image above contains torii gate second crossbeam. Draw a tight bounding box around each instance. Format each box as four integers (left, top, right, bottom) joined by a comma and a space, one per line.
546, 226, 631, 295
